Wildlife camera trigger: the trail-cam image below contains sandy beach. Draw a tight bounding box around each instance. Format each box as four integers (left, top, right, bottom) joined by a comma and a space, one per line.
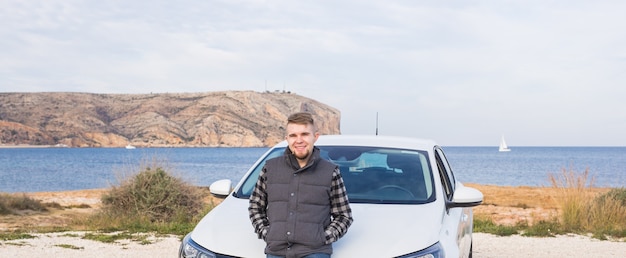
1, 185, 625, 257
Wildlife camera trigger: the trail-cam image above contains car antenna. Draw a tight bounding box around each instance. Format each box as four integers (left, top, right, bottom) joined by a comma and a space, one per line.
375, 112, 379, 135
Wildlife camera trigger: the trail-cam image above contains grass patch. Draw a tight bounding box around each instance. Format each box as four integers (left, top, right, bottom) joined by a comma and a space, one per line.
25, 226, 74, 233
55, 243, 84, 250
82, 231, 159, 245
61, 232, 81, 238
83, 232, 138, 243
3, 242, 30, 247
0, 231, 36, 241
474, 217, 563, 238
473, 216, 519, 236
521, 219, 563, 237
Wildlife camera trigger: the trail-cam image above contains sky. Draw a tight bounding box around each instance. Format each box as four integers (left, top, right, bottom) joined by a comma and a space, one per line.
1, 1, 625, 146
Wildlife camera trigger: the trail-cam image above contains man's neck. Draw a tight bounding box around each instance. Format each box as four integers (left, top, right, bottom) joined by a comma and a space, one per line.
297, 158, 309, 168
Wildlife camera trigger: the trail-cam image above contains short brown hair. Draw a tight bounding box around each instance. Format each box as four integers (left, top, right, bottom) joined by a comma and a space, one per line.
287, 112, 315, 126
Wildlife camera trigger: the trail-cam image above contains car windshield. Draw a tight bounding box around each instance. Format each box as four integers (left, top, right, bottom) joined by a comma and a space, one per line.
236, 146, 436, 204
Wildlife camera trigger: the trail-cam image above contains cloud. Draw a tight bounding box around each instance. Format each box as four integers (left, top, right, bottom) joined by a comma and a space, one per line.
1, 0, 625, 145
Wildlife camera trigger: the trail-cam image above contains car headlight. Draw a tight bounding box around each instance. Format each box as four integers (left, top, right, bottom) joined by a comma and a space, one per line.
179, 233, 216, 258
397, 242, 445, 258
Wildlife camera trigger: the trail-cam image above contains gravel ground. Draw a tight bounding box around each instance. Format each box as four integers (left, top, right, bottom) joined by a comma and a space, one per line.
473, 233, 626, 257
0, 232, 181, 257
2, 232, 625, 257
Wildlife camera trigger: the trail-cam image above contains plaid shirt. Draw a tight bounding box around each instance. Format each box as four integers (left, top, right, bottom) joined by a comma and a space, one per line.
249, 152, 353, 245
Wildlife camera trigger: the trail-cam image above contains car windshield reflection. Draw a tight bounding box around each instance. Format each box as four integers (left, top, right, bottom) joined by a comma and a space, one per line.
237, 146, 436, 204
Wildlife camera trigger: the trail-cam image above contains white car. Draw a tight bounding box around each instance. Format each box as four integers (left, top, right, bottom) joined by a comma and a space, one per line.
180, 135, 483, 258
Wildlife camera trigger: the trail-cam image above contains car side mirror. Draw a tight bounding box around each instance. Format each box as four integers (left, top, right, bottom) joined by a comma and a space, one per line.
209, 179, 233, 198
446, 186, 483, 209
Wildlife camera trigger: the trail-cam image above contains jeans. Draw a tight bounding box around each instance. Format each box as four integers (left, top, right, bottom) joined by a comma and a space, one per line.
267, 253, 330, 258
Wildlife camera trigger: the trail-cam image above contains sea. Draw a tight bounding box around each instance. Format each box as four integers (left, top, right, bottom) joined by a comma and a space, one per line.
1, 146, 625, 193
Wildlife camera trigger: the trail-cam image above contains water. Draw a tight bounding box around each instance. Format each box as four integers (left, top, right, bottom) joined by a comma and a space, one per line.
0, 147, 268, 193
1, 146, 625, 193
445, 146, 626, 188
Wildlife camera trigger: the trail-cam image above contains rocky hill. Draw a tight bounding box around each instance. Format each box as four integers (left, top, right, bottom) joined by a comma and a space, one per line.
0, 91, 340, 147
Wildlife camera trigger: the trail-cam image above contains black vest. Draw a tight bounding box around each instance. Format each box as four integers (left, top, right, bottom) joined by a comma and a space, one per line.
264, 147, 337, 257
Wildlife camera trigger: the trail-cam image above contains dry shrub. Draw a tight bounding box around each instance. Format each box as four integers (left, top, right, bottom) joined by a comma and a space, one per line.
0, 193, 48, 215
548, 168, 594, 231
549, 168, 626, 237
101, 166, 204, 223
587, 188, 626, 237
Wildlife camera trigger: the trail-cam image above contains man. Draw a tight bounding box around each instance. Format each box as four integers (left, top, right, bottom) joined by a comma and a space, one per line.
249, 112, 353, 258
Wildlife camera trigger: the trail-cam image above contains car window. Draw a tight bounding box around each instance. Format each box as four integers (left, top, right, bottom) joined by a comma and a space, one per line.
435, 147, 455, 200
237, 146, 436, 204
237, 147, 285, 196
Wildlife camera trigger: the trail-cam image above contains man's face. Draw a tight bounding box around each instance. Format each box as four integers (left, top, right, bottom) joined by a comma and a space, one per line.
286, 122, 319, 161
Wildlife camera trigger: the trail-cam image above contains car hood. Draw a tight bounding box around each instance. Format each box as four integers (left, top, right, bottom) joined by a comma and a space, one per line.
190, 196, 442, 258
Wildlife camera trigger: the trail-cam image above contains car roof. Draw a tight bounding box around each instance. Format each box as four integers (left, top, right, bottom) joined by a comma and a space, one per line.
273, 134, 438, 151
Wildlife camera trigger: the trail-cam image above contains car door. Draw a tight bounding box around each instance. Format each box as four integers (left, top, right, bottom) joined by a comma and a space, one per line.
435, 146, 471, 258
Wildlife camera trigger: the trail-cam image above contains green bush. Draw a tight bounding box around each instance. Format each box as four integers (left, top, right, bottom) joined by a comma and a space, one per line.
0, 231, 36, 241
100, 166, 205, 224
473, 217, 519, 236
522, 219, 562, 237
600, 188, 626, 206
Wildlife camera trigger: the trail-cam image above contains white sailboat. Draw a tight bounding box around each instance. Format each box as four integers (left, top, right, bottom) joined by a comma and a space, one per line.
499, 136, 511, 152
125, 144, 136, 149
